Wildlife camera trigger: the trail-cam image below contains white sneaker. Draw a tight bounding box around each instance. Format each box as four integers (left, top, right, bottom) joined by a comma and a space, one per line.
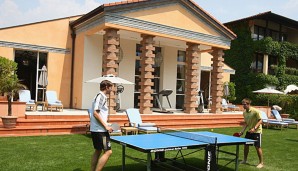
256, 163, 264, 168
240, 160, 247, 164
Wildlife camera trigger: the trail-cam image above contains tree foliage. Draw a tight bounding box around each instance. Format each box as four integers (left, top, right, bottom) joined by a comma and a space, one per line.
224, 22, 298, 116
0, 56, 25, 116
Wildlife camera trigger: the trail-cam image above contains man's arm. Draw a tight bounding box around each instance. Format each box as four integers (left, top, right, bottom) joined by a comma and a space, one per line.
93, 110, 112, 133
248, 119, 262, 133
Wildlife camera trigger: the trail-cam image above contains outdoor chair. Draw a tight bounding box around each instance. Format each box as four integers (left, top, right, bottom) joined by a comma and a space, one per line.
260, 111, 288, 130
18, 90, 36, 111
45, 91, 63, 112
222, 98, 240, 112
271, 110, 298, 129
86, 109, 122, 136
125, 108, 158, 134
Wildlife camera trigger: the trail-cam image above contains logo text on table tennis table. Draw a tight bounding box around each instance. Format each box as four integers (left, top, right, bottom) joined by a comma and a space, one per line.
150, 146, 187, 152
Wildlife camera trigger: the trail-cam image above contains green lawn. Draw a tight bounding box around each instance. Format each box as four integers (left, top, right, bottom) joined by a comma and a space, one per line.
0, 127, 297, 171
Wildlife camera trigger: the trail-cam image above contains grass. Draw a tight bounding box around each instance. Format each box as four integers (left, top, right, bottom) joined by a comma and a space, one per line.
0, 127, 297, 171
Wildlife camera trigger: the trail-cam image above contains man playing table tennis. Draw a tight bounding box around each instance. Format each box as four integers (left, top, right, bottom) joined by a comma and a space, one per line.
90, 80, 113, 171
239, 98, 264, 169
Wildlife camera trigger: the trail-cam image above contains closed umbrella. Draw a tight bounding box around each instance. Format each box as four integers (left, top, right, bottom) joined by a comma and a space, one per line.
223, 82, 230, 100
253, 87, 284, 106
38, 65, 48, 102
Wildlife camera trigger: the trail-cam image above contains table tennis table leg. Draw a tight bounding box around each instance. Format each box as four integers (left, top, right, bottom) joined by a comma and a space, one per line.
122, 144, 126, 171
147, 153, 152, 171
235, 145, 239, 171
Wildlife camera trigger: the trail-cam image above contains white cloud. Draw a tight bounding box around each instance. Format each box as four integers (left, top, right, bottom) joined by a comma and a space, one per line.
0, 0, 102, 28
0, 0, 23, 27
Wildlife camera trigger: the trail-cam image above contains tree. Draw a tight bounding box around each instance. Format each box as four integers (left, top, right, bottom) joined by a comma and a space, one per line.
0, 56, 25, 116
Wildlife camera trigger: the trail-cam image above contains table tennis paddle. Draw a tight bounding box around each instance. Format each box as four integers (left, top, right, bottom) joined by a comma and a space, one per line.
233, 132, 241, 137
111, 123, 120, 131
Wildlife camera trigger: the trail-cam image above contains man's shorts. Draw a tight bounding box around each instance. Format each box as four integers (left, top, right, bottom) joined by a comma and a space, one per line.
91, 132, 111, 151
245, 132, 261, 148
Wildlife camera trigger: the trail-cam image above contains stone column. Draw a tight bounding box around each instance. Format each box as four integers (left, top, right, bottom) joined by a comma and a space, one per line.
210, 48, 224, 114
139, 34, 155, 114
184, 43, 200, 114
102, 28, 119, 114
263, 54, 268, 75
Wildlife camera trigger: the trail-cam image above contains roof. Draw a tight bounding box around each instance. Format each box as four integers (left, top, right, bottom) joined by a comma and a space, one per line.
70, 0, 236, 39
224, 11, 298, 30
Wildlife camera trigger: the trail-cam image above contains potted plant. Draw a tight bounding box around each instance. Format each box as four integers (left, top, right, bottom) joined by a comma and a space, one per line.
0, 56, 25, 128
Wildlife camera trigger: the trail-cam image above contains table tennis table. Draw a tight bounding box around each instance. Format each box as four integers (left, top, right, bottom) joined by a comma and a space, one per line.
111, 131, 255, 171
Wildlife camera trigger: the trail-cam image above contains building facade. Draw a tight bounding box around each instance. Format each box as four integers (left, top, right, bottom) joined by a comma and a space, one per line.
0, 0, 237, 114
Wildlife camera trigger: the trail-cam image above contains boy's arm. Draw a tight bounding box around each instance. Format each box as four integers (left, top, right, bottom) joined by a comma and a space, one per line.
240, 123, 247, 136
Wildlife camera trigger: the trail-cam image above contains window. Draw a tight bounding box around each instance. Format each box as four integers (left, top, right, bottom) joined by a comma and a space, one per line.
253, 26, 266, 41
268, 55, 278, 75
251, 53, 264, 73
269, 30, 280, 41
176, 50, 186, 109
14, 50, 48, 101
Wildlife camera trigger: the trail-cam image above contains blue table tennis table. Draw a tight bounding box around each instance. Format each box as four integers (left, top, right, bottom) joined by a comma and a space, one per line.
111, 131, 255, 171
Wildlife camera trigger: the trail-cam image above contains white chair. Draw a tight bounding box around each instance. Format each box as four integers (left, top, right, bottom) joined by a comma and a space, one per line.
271, 110, 298, 129
222, 98, 240, 112
18, 90, 36, 111
46, 91, 63, 112
260, 111, 288, 130
125, 108, 158, 134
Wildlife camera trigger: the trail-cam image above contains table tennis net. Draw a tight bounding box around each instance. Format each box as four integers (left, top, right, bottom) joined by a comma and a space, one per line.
159, 128, 217, 144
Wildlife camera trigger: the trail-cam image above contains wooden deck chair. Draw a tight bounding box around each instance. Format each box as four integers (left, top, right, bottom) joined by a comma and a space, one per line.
125, 108, 158, 134
18, 90, 36, 111
45, 91, 63, 112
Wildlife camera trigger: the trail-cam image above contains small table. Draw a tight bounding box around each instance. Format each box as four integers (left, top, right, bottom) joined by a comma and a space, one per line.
36, 101, 46, 111
121, 127, 138, 135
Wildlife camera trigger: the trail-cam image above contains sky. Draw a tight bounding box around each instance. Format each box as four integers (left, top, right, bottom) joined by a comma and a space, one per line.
0, 0, 297, 28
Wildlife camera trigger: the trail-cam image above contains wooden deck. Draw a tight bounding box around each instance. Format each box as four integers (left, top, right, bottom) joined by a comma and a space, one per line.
0, 108, 246, 137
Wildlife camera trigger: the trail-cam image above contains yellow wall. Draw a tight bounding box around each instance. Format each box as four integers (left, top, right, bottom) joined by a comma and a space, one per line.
0, 16, 80, 48
47, 53, 72, 107
72, 32, 85, 108
0, 16, 80, 108
124, 4, 220, 36
0, 47, 13, 59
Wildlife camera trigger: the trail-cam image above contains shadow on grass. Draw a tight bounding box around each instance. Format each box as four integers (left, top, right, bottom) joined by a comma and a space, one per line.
285, 138, 298, 143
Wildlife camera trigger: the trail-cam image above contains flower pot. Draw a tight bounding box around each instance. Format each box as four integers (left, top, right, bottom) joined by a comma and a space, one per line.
280, 114, 290, 118
1, 116, 18, 128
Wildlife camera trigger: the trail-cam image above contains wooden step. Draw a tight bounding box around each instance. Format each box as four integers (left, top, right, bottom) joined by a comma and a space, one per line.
0, 113, 244, 137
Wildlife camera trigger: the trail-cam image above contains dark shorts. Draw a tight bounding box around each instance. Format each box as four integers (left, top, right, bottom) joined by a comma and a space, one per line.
91, 132, 111, 151
245, 132, 261, 148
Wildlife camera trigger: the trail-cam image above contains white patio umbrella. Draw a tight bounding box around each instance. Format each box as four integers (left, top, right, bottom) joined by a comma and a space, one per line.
284, 84, 298, 94
38, 65, 48, 102
85, 74, 134, 85
253, 87, 284, 106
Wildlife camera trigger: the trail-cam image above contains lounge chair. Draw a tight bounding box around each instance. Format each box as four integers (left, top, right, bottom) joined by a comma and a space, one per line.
45, 91, 63, 112
222, 98, 240, 112
18, 90, 36, 111
271, 110, 298, 129
125, 108, 158, 134
260, 111, 288, 130
86, 109, 122, 135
